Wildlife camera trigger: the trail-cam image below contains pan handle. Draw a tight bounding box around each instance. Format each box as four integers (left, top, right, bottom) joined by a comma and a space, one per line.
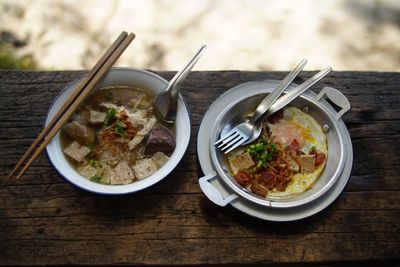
317, 87, 351, 120
199, 172, 238, 207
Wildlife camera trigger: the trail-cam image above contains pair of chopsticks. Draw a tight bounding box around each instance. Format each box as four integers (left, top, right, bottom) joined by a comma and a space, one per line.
9, 31, 135, 179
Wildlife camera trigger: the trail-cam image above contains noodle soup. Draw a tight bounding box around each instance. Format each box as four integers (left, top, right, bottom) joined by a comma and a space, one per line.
61, 86, 176, 185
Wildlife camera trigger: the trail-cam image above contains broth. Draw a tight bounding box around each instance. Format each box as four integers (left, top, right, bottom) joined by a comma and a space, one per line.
61, 86, 176, 185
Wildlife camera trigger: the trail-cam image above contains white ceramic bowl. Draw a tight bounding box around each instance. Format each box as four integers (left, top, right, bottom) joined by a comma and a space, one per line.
46, 68, 191, 194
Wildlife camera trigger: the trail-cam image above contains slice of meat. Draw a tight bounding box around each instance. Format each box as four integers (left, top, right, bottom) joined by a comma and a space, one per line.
235, 171, 252, 186
144, 124, 176, 156
63, 120, 95, 145
286, 139, 300, 152
63, 141, 90, 162
300, 154, 316, 173
256, 171, 276, 190
231, 152, 256, 171
226, 147, 246, 175
251, 183, 268, 197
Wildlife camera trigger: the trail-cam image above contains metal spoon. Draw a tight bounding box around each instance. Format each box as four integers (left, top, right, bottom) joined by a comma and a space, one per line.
155, 45, 207, 123
243, 67, 332, 145
219, 67, 332, 148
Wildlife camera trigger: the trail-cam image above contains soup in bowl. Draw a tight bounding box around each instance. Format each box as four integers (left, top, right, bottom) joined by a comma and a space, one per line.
46, 68, 191, 194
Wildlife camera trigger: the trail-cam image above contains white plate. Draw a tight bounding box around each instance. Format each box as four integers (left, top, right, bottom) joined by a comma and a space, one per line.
197, 80, 353, 221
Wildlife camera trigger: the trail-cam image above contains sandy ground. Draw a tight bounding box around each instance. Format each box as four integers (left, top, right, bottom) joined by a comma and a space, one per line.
1, 0, 400, 71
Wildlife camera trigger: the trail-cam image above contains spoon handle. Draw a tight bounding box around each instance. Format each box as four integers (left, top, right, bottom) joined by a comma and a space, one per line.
165, 45, 207, 100
249, 59, 307, 125
266, 66, 332, 116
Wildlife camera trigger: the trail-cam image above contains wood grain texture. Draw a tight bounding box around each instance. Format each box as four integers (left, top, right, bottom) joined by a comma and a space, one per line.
0, 70, 399, 266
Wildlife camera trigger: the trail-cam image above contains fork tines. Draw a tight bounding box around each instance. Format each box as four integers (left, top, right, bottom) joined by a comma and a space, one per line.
215, 129, 247, 153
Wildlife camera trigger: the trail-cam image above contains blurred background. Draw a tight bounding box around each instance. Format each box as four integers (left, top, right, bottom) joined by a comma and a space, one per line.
0, 0, 399, 71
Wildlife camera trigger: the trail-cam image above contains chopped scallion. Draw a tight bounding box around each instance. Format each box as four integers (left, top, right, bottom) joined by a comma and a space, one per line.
89, 159, 97, 168
87, 143, 97, 151
90, 175, 102, 183
114, 119, 127, 137
104, 108, 116, 126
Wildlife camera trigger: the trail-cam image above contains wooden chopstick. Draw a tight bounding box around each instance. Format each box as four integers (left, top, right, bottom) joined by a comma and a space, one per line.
11, 31, 135, 179
9, 31, 129, 178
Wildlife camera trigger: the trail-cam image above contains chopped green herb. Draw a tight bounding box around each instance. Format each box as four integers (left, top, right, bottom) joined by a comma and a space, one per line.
310, 146, 317, 152
114, 119, 127, 137
104, 108, 116, 126
87, 143, 97, 151
247, 136, 278, 168
255, 143, 265, 152
89, 159, 97, 168
270, 143, 277, 154
257, 160, 263, 168
90, 175, 102, 183
261, 152, 272, 162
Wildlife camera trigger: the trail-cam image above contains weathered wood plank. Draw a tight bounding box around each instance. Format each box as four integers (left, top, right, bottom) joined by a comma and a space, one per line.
0, 234, 398, 265
0, 70, 399, 266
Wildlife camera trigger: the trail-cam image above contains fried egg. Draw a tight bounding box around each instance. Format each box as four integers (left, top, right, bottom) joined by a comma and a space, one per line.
267, 106, 327, 197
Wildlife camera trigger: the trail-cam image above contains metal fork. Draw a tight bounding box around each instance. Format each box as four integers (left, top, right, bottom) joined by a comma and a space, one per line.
214, 59, 307, 152
215, 65, 332, 153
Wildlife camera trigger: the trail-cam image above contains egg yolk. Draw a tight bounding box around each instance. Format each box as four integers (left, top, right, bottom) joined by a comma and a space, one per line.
270, 120, 308, 148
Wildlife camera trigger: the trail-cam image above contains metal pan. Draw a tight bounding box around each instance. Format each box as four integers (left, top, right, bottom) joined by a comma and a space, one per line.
200, 81, 351, 208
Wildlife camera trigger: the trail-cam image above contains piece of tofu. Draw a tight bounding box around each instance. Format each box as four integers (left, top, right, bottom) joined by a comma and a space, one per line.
77, 164, 97, 179
133, 158, 158, 180
63, 120, 95, 145
284, 154, 300, 172
300, 155, 316, 173
101, 166, 115, 184
152, 151, 170, 168
231, 152, 256, 171
97, 150, 115, 163
89, 110, 106, 124
63, 141, 90, 162
227, 148, 246, 175
113, 161, 135, 184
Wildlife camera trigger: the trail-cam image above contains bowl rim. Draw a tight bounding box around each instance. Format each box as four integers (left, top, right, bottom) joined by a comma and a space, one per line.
45, 67, 191, 195
209, 81, 347, 208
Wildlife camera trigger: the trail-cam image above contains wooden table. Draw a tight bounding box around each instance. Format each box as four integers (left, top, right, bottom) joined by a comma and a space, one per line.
0, 70, 399, 266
